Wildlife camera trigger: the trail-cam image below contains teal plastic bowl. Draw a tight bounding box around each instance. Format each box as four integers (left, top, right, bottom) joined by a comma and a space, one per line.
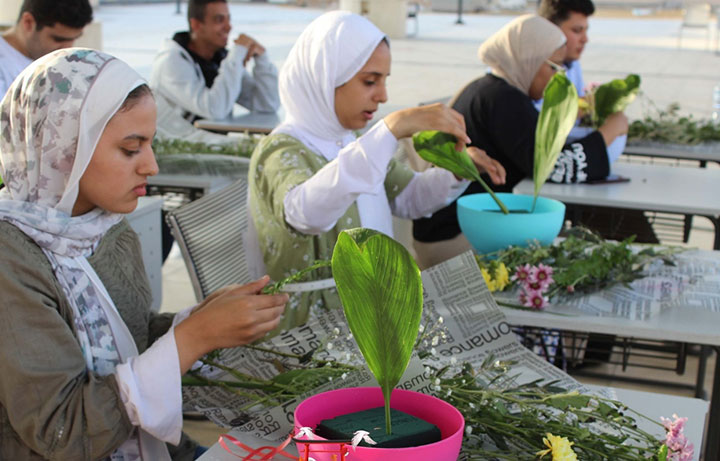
457, 193, 566, 255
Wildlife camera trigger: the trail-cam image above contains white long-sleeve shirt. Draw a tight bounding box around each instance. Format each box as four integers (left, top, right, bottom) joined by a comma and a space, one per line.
283, 120, 469, 237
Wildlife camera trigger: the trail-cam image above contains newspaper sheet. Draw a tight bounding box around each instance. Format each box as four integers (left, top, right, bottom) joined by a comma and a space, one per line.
189, 251, 611, 460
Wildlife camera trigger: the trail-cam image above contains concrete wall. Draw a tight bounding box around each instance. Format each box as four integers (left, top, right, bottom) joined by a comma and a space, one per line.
338, 0, 409, 38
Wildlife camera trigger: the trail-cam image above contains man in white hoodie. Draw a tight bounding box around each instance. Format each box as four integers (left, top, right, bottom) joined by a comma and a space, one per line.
150, 0, 280, 143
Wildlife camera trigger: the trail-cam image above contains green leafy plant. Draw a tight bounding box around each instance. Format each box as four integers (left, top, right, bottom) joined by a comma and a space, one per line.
431, 355, 669, 460
533, 72, 579, 211
590, 74, 641, 128
413, 130, 509, 214
151, 137, 258, 158
477, 227, 680, 304
628, 102, 720, 145
331, 228, 423, 434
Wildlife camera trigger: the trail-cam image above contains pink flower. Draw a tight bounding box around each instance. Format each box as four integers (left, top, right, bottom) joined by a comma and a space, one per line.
522, 289, 548, 310
661, 414, 694, 461
531, 263, 554, 289
566, 285, 575, 294
512, 264, 532, 283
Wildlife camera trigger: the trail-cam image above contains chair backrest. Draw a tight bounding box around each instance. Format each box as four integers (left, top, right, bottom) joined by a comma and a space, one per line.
165, 178, 250, 301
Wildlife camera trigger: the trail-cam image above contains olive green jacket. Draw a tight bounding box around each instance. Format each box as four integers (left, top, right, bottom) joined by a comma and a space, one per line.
0, 220, 195, 461
249, 134, 414, 332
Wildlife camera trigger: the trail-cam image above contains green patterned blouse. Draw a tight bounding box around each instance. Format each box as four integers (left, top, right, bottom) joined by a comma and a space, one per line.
249, 133, 415, 331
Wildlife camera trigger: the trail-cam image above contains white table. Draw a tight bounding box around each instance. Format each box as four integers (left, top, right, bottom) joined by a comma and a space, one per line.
624, 142, 720, 165
587, 385, 708, 457
502, 299, 720, 459
196, 385, 707, 460
194, 111, 281, 135
513, 162, 720, 249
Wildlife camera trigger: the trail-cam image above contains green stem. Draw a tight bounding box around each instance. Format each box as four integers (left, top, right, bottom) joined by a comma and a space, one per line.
262, 259, 332, 294
471, 171, 509, 214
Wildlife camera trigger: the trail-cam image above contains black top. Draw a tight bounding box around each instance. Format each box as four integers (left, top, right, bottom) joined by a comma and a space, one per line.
413, 74, 610, 243
172, 31, 228, 88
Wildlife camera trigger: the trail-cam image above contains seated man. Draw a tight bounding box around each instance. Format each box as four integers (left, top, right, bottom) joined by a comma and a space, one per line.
150, 0, 280, 143
0, 0, 93, 96
537, 0, 657, 244
537, 0, 626, 163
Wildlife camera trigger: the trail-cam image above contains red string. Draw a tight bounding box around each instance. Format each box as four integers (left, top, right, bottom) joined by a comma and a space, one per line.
218, 433, 297, 460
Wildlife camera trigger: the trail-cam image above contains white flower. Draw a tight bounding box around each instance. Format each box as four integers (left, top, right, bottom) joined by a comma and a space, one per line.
465, 426, 473, 436
430, 347, 437, 356
332, 328, 340, 336
418, 324, 425, 333
431, 336, 440, 347
438, 316, 444, 324
326, 342, 333, 350
434, 378, 441, 385
469, 402, 476, 409
450, 357, 458, 365
341, 373, 348, 380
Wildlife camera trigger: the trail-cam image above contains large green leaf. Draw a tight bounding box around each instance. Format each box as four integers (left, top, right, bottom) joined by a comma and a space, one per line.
331, 228, 423, 434
534, 72, 579, 206
593, 74, 641, 127
413, 130, 509, 214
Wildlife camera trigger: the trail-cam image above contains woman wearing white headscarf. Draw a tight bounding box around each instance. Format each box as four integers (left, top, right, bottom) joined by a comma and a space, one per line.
249, 11, 505, 330
413, 15, 630, 267
0, 48, 287, 460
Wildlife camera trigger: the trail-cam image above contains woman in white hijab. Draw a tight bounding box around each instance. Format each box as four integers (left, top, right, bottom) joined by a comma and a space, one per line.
413, 15, 630, 267
248, 11, 505, 331
0, 48, 287, 460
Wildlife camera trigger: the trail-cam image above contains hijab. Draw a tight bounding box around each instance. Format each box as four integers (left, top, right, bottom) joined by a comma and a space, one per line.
477, 14, 566, 95
0, 48, 169, 461
275, 11, 386, 149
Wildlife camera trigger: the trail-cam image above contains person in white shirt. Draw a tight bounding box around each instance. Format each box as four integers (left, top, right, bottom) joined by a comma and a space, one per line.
150, 0, 280, 143
0, 0, 92, 97
537, 0, 628, 163
248, 11, 505, 332
536, 0, 658, 244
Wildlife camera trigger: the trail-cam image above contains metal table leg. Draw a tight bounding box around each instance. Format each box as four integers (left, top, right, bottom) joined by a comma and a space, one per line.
704, 346, 720, 461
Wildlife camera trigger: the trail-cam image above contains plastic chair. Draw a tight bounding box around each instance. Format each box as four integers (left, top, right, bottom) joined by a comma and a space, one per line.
678, 2, 712, 49
165, 178, 251, 302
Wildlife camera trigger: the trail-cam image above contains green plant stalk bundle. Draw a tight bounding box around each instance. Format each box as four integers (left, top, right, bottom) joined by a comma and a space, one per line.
413, 130, 509, 214
332, 228, 423, 435
628, 102, 720, 145
431, 356, 665, 460
477, 227, 680, 300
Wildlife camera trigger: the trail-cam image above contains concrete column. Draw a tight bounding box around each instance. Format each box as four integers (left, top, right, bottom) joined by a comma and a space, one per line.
0, 0, 22, 25
367, 0, 408, 39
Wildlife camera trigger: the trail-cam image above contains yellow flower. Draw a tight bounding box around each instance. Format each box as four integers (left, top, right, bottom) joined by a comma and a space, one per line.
481, 267, 497, 291
494, 262, 510, 290
536, 433, 577, 461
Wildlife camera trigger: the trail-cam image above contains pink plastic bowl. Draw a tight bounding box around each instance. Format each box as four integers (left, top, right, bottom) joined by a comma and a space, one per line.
293, 387, 464, 461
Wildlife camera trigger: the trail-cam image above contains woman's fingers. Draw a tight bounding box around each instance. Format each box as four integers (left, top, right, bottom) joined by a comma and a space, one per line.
467, 147, 506, 185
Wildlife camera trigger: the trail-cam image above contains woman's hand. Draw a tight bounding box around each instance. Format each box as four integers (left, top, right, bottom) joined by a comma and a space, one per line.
597, 112, 628, 147
174, 276, 288, 373
466, 147, 506, 185
384, 103, 471, 152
